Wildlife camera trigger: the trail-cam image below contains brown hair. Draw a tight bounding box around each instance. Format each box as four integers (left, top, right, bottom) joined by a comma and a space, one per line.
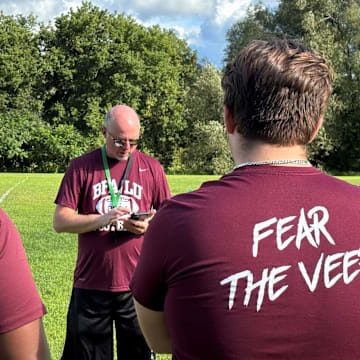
221, 39, 333, 145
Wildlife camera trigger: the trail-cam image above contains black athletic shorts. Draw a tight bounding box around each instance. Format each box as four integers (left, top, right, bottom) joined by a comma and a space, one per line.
61, 288, 154, 360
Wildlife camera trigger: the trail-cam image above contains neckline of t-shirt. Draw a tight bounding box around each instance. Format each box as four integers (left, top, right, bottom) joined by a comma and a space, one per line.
231, 164, 320, 175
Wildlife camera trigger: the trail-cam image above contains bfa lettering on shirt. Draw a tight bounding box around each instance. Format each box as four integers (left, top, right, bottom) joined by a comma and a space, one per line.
220, 205, 360, 311
93, 179, 143, 200
93, 179, 143, 232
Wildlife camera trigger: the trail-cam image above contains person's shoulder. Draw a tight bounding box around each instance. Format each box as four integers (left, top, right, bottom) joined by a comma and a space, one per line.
74, 147, 101, 162
310, 171, 360, 208
165, 177, 224, 208
151, 182, 222, 234
317, 171, 360, 193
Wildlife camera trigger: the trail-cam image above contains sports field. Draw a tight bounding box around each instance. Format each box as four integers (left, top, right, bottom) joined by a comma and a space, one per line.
0, 173, 359, 359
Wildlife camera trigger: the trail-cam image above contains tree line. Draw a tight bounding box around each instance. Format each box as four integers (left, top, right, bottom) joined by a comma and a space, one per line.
0, 0, 359, 174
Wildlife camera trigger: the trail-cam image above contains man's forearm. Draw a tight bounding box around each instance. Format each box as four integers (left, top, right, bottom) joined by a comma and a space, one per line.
53, 205, 130, 234
54, 212, 106, 234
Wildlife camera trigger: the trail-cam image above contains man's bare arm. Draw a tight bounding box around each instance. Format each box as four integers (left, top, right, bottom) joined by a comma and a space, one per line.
0, 318, 50, 360
134, 299, 172, 354
53, 204, 130, 234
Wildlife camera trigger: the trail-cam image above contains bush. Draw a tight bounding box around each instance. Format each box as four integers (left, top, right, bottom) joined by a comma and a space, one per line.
181, 121, 233, 175
28, 124, 89, 172
0, 109, 43, 171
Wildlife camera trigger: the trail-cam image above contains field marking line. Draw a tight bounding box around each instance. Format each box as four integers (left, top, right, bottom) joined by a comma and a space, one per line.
0, 178, 28, 204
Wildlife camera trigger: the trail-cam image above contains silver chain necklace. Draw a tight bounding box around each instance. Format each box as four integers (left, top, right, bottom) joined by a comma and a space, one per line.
233, 159, 311, 171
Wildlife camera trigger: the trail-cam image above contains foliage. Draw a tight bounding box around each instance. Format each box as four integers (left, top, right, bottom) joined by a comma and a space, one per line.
28, 124, 88, 172
0, 12, 44, 112
223, 0, 360, 171
0, 109, 43, 171
167, 146, 188, 174
0, 108, 87, 172
168, 63, 233, 174
183, 63, 224, 126
39, 2, 198, 169
181, 121, 233, 175
307, 126, 335, 170
0, 2, 200, 172
224, 4, 278, 63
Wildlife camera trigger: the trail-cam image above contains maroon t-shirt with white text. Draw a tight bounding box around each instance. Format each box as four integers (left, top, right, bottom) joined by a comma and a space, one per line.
131, 166, 360, 360
0, 209, 46, 334
55, 148, 171, 291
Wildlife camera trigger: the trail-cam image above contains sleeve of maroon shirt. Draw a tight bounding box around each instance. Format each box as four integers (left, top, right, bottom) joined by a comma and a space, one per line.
54, 158, 83, 210
130, 201, 169, 310
0, 209, 46, 334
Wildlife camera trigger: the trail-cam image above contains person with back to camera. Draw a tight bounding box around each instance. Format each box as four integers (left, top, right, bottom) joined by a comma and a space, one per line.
53, 104, 171, 360
130, 39, 360, 359
0, 207, 50, 360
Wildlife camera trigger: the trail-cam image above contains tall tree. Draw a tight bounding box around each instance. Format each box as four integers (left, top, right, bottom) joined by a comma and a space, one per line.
224, 4, 277, 63
0, 13, 50, 171
40, 2, 198, 168
0, 12, 44, 112
170, 63, 233, 175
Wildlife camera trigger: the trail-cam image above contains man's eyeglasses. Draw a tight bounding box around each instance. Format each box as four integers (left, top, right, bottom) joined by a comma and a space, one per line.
107, 131, 139, 148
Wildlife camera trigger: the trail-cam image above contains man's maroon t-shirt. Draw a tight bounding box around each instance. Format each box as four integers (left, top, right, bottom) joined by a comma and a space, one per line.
131, 166, 360, 360
55, 148, 171, 292
0, 209, 46, 334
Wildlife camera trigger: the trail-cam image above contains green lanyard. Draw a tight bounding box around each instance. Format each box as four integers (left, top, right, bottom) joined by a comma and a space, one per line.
101, 145, 133, 208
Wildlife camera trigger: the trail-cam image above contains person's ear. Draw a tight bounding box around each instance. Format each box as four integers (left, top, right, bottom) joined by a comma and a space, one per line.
224, 106, 236, 134
309, 117, 323, 143
101, 127, 107, 138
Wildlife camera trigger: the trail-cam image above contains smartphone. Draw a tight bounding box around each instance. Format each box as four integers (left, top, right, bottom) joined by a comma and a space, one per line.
130, 211, 151, 220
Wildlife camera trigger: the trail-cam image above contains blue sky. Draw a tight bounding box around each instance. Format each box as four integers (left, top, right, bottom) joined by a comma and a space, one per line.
0, 0, 279, 68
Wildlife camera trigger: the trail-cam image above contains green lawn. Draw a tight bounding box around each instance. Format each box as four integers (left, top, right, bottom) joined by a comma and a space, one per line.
0, 173, 359, 359
0, 173, 219, 360
336, 175, 360, 186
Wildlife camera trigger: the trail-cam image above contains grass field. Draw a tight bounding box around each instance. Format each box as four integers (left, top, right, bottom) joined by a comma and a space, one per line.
0, 173, 219, 359
0, 172, 359, 359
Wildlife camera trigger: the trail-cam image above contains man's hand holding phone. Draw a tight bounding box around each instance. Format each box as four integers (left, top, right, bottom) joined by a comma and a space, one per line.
130, 211, 152, 220
124, 210, 156, 234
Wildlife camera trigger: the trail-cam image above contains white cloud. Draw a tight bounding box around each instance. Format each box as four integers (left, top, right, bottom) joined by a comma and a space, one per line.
214, 0, 251, 26
0, 2, 20, 14
111, 0, 258, 66
63, 0, 84, 11
131, 13, 202, 45
35, 0, 67, 22
125, 0, 213, 18
172, 25, 201, 45
0, 0, 76, 23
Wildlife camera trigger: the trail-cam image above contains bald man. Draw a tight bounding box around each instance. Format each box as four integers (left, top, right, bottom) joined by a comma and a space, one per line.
53, 105, 171, 360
